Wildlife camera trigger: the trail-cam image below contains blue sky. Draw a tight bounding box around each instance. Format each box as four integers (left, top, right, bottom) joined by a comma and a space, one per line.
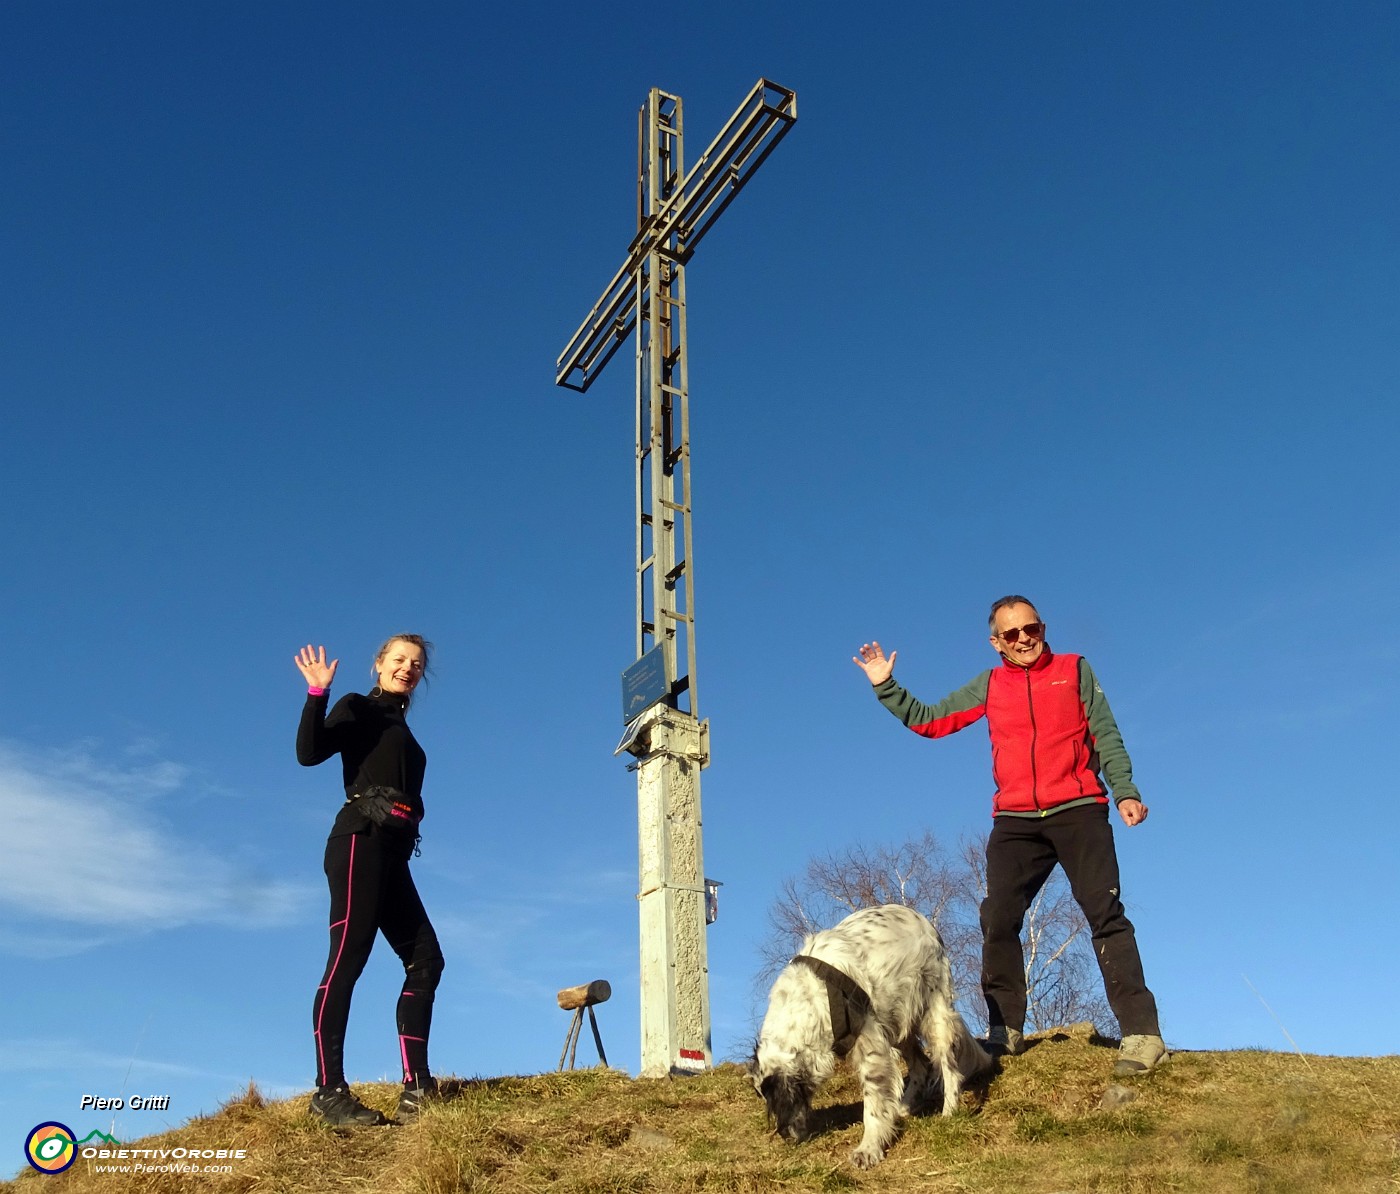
3, 0, 1398, 1173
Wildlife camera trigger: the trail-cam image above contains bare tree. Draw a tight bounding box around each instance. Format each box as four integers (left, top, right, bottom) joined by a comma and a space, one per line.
762, 831, 1111, 1035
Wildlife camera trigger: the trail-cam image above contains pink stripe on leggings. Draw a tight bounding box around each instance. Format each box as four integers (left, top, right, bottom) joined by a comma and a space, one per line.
314, 834, 357, 1086
400, 1034, 426, 1082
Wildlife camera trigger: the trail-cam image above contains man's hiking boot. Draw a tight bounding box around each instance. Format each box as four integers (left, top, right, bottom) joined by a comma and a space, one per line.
1113, 1034, 1169, 1077
397, 1077, 439, 1122
982, 1026, 1025, 1058
309, 1084, 389, 1126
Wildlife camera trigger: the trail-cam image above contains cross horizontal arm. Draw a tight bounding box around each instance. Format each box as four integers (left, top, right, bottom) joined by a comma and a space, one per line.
555, 79, 797, 392
658, 78, 798, 264
554, 256, 639, 394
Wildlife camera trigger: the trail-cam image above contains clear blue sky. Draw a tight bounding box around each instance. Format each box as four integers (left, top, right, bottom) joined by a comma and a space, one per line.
4, 0, 1397, 1173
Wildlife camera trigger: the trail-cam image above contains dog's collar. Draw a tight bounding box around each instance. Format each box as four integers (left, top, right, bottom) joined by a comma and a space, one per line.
791, 954, 872, 1058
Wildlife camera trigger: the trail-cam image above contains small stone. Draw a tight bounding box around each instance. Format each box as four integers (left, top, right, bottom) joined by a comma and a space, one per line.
626, 1127, 674, 1151
1098, 1084, 1138, 1110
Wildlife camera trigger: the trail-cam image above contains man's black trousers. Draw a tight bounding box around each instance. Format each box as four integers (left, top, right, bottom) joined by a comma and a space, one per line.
313, 825, 444, 1089
979, 802, 1160, 1037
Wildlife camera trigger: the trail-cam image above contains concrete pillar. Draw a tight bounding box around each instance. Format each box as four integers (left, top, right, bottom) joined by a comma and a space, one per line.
635, 705, 711, 1076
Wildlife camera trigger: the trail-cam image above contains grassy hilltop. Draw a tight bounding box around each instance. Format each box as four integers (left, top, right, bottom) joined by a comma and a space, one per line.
9, 1029, 1398, 1194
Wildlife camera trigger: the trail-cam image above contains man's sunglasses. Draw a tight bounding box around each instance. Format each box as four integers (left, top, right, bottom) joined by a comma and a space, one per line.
996, 622, 1045, 644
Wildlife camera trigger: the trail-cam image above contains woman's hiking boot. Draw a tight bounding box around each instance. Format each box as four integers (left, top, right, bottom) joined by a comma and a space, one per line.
309, 1084, 389, 1126
397, 1077, 439, 1122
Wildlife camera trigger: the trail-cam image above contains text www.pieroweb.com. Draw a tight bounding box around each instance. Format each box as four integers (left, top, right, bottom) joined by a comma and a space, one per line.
85, 1146, 245, 1176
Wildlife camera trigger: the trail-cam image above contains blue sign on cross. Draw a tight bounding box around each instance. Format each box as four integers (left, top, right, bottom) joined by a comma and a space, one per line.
622, 647, 669, 723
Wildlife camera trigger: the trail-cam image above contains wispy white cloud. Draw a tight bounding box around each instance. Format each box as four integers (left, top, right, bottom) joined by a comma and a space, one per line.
420, 863, 637, 1008
0, 926, 120, 958
0, 1038, 241, 1082
0, 741, 313, 946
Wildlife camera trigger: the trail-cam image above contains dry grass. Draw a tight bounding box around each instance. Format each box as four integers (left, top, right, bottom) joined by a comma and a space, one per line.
9, 1031, 1399, 1194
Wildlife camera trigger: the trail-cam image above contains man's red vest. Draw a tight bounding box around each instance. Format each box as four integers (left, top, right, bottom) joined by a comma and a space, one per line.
985, 651, 1108, 814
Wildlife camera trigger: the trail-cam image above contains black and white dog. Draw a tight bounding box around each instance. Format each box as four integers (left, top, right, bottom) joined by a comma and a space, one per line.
750, 904, 992, 1169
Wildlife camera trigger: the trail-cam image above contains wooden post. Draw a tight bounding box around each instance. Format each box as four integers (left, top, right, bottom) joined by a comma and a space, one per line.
557, 980, 612, 1070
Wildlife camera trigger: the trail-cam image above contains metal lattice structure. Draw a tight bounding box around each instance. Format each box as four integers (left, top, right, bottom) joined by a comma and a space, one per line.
556, 79, 796, 1077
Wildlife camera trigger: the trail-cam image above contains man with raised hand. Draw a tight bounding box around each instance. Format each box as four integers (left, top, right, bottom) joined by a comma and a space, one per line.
853, 595, 1166, 1077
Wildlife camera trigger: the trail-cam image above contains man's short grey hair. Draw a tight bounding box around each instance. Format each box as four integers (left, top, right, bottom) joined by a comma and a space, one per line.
988, 595, 1039, 629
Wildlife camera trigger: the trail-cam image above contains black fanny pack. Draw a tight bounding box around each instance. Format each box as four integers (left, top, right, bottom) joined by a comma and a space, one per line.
351, 786, 421, 832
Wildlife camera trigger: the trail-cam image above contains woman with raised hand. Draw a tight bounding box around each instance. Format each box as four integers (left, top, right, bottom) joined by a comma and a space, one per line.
294, 635, 444, 1126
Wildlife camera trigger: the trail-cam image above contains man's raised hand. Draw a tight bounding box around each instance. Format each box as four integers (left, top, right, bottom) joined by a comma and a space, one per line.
852, 641, 897, 687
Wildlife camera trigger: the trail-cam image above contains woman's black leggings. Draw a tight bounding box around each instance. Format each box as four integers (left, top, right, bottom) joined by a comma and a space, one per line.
313, 825, 444, 1089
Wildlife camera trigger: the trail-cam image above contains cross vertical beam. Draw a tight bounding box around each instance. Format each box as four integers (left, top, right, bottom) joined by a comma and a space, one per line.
557, 79, 796, 1078
635, 89, 697, 710
635, 91, 707, 1074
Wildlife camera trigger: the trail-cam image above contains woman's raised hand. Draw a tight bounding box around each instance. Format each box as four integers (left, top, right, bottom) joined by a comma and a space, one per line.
295, 644, 339, 690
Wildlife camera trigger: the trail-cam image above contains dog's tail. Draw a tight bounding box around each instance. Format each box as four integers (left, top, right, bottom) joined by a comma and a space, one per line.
951, 1015, 995, 1081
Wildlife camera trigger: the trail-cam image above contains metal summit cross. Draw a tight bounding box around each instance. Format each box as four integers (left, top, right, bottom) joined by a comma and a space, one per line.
555, 79, 796, 1077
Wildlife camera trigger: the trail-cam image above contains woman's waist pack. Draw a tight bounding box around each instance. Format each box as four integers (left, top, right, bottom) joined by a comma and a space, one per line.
350, 786, 421, 832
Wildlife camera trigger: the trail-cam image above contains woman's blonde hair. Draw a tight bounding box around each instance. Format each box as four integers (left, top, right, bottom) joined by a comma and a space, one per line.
372, 634, 434, 705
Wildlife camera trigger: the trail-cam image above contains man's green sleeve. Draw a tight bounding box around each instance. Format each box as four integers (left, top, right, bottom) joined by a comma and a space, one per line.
1079, 659, 1143, 804
873, 671, 991, 738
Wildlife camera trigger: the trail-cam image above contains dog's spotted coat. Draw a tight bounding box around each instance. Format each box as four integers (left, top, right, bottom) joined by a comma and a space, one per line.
750, 904, 992, 1169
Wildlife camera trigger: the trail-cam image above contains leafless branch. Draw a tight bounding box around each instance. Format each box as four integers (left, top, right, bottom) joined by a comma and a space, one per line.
761, 828, 1115, 1034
